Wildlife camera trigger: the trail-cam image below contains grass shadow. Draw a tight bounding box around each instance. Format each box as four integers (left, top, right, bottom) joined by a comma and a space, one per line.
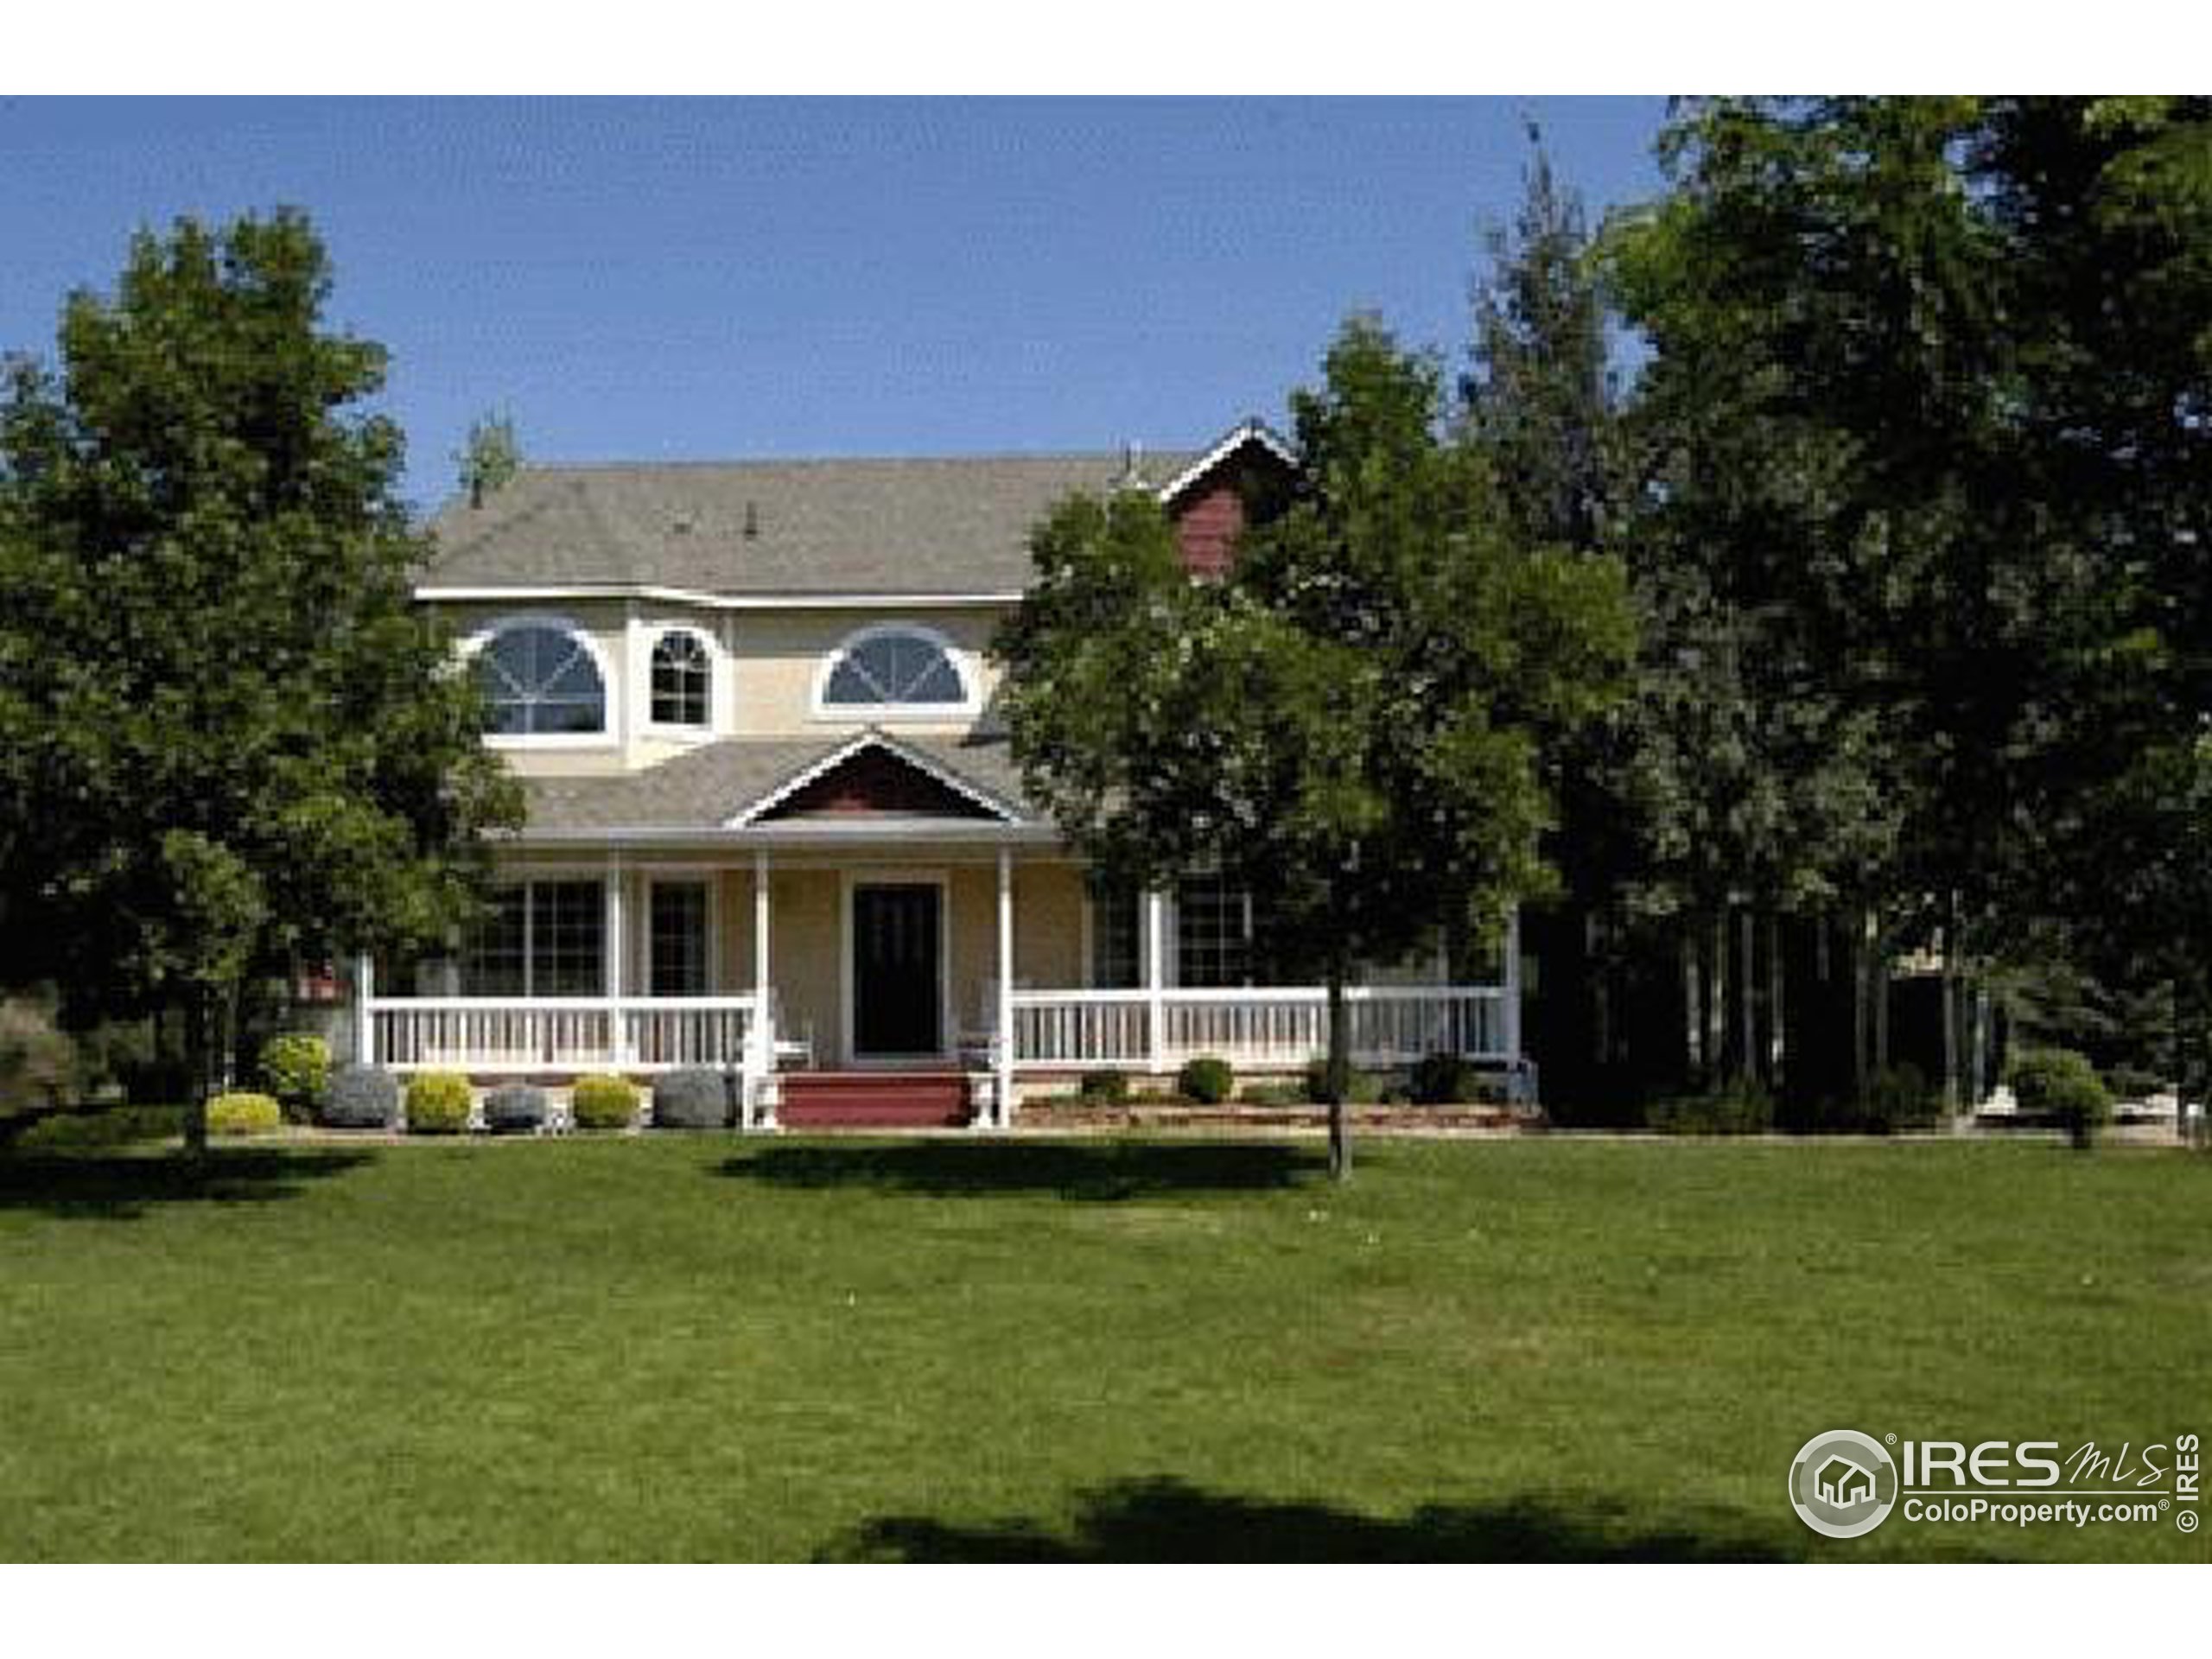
0, 1147, 376, 1221
821, 1476, 1797, 1562
718, 1139, 1326, 1201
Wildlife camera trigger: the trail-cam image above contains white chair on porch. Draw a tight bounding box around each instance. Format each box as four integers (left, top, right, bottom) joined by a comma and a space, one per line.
767, 988, 814, 1071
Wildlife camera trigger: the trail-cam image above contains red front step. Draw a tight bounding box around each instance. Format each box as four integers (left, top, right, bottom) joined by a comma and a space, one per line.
779, 1071, 973, 1128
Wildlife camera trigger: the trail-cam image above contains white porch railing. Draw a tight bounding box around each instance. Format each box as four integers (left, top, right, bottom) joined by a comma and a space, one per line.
365, 995, 760, 1073
1006, 985, 1511, 1071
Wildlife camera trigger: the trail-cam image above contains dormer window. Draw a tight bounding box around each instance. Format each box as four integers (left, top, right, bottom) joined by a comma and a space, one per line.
474, 618, 608, 737
815, 624, 975, 718
650, 629, 712, 728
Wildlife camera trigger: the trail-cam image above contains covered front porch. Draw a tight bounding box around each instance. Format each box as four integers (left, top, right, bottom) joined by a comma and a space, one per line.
355, 844, 1523, 1128
353, 729, 1523, 1127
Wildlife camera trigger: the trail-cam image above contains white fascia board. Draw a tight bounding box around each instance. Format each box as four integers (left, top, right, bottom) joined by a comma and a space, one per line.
415, 583, 1024, 610
1154, 420, 1299, 505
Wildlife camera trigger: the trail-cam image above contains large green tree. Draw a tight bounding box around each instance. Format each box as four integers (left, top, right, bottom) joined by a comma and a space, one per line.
996, 320, 1633, 1177
0, 211, 521, 1152
1601, 96, 2212, 1106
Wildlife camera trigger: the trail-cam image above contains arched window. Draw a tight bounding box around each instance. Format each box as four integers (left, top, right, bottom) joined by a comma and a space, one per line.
818, 626, 970, 714
474, 620, 607, 736
651, 630, 711, 728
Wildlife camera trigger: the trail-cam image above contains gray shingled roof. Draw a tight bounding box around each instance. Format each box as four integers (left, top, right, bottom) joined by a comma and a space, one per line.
520, 730, 1039, 836
423, 452, 1197, 596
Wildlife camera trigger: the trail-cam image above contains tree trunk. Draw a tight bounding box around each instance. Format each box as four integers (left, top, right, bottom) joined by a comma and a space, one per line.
1325, 962, 1352, 1183
1850, 912, 1870, 1100
1681, 927, 1702, 1086
181, 988, 212, 1159
1767, 910, 1785, 1100
1707, 909, 1727, 1084
1738, 906, 1756, 1088
1939, 897, 1962, 1113
1873, 931, 1891, 1073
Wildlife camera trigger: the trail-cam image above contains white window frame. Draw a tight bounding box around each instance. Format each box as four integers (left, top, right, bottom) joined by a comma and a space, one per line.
460, 872, 611, 997
461, 612, 619, 750
810, 622, 980, 722
642, 622, 720, 741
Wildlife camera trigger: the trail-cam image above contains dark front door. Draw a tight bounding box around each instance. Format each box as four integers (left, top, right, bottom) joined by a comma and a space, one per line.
852, 883, 942, 1057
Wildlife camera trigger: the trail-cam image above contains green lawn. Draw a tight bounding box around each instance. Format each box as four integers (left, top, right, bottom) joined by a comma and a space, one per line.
1, 1132, 2205, 1561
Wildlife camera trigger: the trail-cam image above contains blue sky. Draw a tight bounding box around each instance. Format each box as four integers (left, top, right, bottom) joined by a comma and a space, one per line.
0, 98, 1668, 508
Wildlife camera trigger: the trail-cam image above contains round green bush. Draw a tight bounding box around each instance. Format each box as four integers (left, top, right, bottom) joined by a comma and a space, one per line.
570, 1074, 640, 1131
257, 1032, 330, 1122
650, 1068, 734, 1129
1301, 1058, 1384, 1105
2008, 1047, 2112, 1148
1646, 1080, 1774, 1135
1178, 1055, 1235, 1105
321, 1064, 399, 1128
404, 1071, 472, 1135
1859, 1062, 1941, 1135
207, 1090, 281, 1136
1409, 1052, 1471, 1106
1077, 1069, 1129, 1104
482, 1083, 548, 1135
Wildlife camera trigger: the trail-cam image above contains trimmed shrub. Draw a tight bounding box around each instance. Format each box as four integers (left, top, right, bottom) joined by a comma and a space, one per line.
482, 1083, 548, 1135
571, 1074, 640, 1131
1858, 1062, 1942, 1135
258, 1033, 330, 1122
1300, 1058, 1384, 1106
207, 1090, 282, 1137
12, 1103, 184, 1152
1646, 1080, 1774, 1135
1077, 1069, 1130, 1105
321, 1064, 399, 1129
1236, 1081, 1306, 1107
1178, 1055, 1235, 1105
1409, 1052, 1471, 1106
404, 1071, 472, 1135
2008, 1048, 2112, 1150
651, 1068, 735, 1129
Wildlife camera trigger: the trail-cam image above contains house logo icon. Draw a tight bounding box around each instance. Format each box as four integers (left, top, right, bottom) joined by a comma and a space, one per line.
1815, 1455, 1877, 1509
1789, 1430, 1898, 1539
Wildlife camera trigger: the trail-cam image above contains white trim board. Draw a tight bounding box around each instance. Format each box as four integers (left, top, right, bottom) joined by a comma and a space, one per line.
1154, 419, 1298, 505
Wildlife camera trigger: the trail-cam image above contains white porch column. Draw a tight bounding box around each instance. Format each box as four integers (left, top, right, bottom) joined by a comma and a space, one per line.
995, 847, 1015, 1128
1144, 887, 1166, 1077
354, 952, 375, 1065
607, 851, 629, 1068
751, 849, 777, 1129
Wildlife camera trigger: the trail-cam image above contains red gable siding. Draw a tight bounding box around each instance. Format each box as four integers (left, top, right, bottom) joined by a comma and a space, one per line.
764, 747, 996, 820
1164, 435, 1293, 578
1173, 480, 1248, 579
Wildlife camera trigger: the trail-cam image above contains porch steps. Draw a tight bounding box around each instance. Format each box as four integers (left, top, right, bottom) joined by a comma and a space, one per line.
778, 1071, 973, 1129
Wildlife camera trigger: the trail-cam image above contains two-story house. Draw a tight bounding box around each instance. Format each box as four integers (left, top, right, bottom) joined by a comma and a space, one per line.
352, 420, 1524, 1127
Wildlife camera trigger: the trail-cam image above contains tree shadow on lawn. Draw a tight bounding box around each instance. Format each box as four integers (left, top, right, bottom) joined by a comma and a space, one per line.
718, 1140, 1327, 1201
820, 1476, 1797, 1562
0, 1147, 375, 1221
